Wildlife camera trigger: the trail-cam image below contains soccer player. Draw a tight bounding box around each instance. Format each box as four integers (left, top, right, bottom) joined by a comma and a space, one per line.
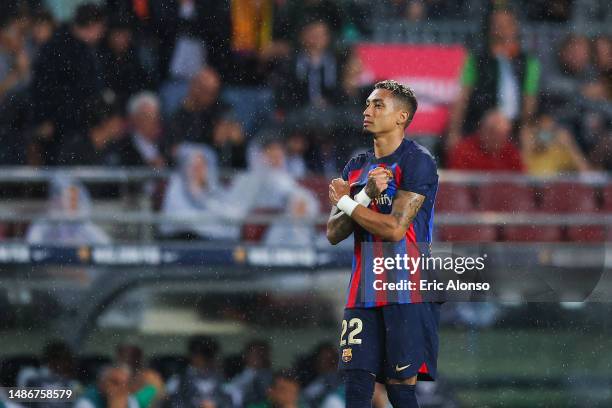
326, 80, 440, 408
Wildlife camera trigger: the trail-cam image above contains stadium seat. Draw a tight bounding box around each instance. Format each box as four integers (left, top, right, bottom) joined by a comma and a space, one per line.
299, 176, 331, 212
566, 226, 606, 242
436, 225, 497, 242
435, 183, 473, 213
0, 355, 40, 387
477, 183, 535, 212
241, 208, 281, 242
603, 184, 612, 212
149, 355, 188, 381
502, 225, 562, 242
538, 183, 598, 213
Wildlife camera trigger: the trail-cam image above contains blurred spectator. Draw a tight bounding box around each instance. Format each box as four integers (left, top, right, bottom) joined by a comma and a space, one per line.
593, 36, 611, 76
447, 8, 540, 150
119, 92, 167, 168
524, 0, 573, 22
152, 0, 227, 81
99, 18, 151, 108
582, 111, 612, 171
114, 343, 165, 407
166, 336, 233, 408
301, 342, 340, 408
226, 341, 273, 407
159, 144, 244, 241
543, 34, 595, 108
582, 36, 612, 102
168, 67, 230, 150
447, 110, 523, 172
520, 114, 591, 176
285, 132, 309, 178
30, 3, 107, 164
276, 20, 339, 110
26, 175, 111, 245
285, 0, 342, 40
246, 370, 305, 408
224, 0, 291, 85
390, 0, 466, 22
19, 341, 80, 408
264, 187, 320, 246
57, 94, 127, 166
0, 12, 30, 102
27, 9, 55, 59
211, 111, 248, 170
335, 49, 371, 107
241, 135, 298, 210
75, 364, 161, 408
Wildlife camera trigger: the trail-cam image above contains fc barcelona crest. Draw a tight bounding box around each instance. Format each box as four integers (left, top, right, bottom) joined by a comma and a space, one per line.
342, 348, 352, 362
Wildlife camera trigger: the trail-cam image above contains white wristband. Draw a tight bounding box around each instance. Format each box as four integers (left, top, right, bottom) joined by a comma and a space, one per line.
337, 195, 360, 216
354, 188, 372, 207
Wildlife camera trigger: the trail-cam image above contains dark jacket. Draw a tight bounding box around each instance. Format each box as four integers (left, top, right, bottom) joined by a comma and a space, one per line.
31, 25, 105, 134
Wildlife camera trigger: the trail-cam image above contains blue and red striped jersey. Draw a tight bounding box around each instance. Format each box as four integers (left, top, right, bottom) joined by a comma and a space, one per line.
341, 138, 439, 309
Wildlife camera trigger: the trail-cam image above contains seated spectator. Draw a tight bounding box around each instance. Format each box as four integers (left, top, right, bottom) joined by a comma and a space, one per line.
285, 131, 309, 178
285, 0, 342, 40
0, 12, 30, 102
168, 67, 230, 150
26, 175, 111, 245
75, 364, 162, 408
447, 8, 540, 150
99, 18, 151, 108
57, 94, 127, 166
30, 3, 107, 164
593, 36, 611, 76
19, 340, 80, 408
240, 135, 298, 210
27, 9, 56, 59
119, 92, 167, 168
224, 0, 291, 86
226, 341, 273, 407
263, 187, 320, 246
211, 111, 248, 170
152, 0, 225, 81
247, 370, 306, 408
302, 342, 340, 408
166, 336, 232, 408
276, 20, 339, 111
114, 343, 165, 407
159, 144, 244, 241
543, 34, 595, 107
520, 114, 591, 176
447, 110, 523, 172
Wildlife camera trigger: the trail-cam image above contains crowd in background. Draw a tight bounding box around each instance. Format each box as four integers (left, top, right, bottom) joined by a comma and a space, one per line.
0, 0, 610, 242
0, 337, 458, 408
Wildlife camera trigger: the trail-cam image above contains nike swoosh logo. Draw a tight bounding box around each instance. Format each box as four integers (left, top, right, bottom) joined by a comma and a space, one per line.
395, 364, 411, 372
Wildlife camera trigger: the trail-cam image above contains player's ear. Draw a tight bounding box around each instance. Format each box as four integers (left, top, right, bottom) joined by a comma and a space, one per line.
398, 110, 409, 127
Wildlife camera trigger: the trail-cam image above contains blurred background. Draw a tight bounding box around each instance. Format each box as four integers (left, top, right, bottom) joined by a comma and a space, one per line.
0, 0, 611, 407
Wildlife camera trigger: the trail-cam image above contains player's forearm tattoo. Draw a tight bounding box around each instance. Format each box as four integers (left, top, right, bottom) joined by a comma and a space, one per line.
327, 206, 354, 244
390, 191, 425, 229
365, 178, 379, 198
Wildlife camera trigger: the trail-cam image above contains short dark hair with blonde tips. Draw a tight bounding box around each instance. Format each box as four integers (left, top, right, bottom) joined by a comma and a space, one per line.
374, 80, 418, 128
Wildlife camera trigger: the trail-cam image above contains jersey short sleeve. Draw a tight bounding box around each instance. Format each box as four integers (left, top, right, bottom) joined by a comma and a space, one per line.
399, 151, 438, 197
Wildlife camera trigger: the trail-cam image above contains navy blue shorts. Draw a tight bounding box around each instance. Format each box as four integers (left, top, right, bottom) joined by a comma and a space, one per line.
338, 302, 441, 382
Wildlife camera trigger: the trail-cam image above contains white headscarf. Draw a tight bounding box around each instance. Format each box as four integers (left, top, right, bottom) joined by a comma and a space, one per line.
263, 187, 320, 247
26, 175, 111, 245
160, 143, 243, 240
